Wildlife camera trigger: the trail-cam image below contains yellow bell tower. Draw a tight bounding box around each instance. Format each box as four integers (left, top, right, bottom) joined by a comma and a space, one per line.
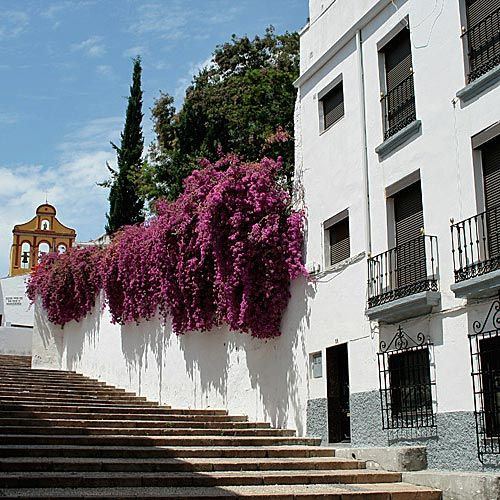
9, 204, 76, 276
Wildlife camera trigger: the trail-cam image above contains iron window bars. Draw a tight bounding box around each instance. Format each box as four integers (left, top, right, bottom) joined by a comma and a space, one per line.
381, 72, 416, 140
378, 325, 436, 430
462, 5, 500, 83
367, 235, 439, 309
469, 293, 500, 461
451, 206, 500, 282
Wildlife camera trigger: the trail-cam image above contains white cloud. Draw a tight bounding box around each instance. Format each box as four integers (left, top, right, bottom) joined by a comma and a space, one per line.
174, 56, 213, 102
95, 64, 116, 80
0, 11, 28, 40
0, 113, 20, 125
71, 36, 106, 57
123, 45, 148, 59
0, 116, 121, 276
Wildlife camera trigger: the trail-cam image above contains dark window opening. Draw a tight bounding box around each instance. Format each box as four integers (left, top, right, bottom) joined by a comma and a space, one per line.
381, 27, 416, 139
464, 0, 500, 82
329, 217, 350, 266
321, 81, 344, 130
378, 342, 435, 429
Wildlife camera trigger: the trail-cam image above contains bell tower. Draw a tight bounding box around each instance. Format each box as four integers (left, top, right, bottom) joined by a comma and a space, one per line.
9, 204, 76, 276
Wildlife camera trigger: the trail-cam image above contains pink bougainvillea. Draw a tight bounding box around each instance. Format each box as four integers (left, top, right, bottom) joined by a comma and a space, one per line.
28, 155, 306, 338
27, 247, 103, 326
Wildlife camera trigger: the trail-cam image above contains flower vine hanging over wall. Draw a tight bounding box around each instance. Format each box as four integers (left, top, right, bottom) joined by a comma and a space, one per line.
27, 155, 306, 339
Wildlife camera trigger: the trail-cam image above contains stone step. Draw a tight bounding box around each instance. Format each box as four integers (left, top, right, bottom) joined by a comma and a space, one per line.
0, 379, 120, 389
0, 445, 336, 459
0, 469, 402, 488
0, 395, 155, 404
0, 483, 442, 498
0, 418, 268, 429
0, 356, 32, 368
0, 434, 320, 447
0, 456, 365, 473
0, 403, 225, 415
0, 426, 296, 437
0, 386, 132, 396
0, 410, 244, 422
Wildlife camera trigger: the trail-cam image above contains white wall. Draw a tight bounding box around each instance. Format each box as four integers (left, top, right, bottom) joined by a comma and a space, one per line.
32, 279, 311, 433
0, 275, 33, 355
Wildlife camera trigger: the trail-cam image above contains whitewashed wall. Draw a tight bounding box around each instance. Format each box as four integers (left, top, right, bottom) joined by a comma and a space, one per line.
32, 278, 311, 433
0, 275, 33, 355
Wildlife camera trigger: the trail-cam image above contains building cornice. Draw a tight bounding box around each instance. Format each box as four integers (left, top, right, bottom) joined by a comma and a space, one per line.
294, 0, 393, 89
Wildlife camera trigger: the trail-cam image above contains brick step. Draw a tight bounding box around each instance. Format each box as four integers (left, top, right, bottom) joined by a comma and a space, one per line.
0, 418, 268, 429
0, 410, 243, 422
0, 368, 83, 377
0, 445, 336, 459
0, 483, 442, 499
0, 404, 224, 415
0, 377, 112, 388
0, 434, 321, 447
0, 469, 402, 489
0, 426, 295, 437
0, 456, 365, 473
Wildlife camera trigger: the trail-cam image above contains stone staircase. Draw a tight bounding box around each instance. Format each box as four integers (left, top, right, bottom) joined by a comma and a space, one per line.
0, 355, 441, 498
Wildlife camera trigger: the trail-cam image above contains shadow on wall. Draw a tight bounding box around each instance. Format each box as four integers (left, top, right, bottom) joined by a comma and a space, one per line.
63, 296, 102, 371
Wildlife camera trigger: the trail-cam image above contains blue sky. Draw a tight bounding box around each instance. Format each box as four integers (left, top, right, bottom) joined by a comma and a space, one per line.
0, 0, 308, 276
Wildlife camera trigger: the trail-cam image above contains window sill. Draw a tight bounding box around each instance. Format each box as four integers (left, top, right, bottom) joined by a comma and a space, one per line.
457, 65, 500, 104
375, 120, 422, 161
319, 114, 345, 136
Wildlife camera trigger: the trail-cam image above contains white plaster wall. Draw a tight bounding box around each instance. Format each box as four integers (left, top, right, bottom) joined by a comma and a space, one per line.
0, 327, 32, 355
32, 279, 311, 433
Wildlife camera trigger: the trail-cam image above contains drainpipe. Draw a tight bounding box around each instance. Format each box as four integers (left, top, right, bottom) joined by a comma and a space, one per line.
356, 29, 372, 256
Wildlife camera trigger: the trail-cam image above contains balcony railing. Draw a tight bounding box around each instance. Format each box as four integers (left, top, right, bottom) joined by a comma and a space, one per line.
463, 6, 500, 83
451, 206, 500, 283
367, 235, 439, 309
381, 72, 416, 140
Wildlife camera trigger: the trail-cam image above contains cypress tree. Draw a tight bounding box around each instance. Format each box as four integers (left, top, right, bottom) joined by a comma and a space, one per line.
106, 56, 144, 234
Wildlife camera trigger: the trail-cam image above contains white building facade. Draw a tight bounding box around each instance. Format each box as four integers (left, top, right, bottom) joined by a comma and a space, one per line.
296, 0, 500, 470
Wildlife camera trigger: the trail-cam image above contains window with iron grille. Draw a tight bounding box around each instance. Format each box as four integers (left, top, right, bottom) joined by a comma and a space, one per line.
380, 27, 416, 140
378, 326, 435, 430
328, 217, 350, 266
463, 0, 500, 83
469, 295, 500, 461
320, 81, 344, 131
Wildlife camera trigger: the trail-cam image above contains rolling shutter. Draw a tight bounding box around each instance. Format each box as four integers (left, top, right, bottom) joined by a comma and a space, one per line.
329, 217, 350, 266
322, 82, 344, 130
393, 182, 425, 287
465, 0, 500, 80
482, 136, 500, 258
382, 28, 415, 137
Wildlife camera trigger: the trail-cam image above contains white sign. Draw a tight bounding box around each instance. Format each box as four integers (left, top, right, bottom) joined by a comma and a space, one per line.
5, 297, 23, 306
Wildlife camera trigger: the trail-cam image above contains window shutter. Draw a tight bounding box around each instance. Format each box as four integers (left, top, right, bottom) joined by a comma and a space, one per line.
393, 182, 425, 287
384, 28, 412, 92
465, 0, 500, 80
482, 136, 500, 258
322, 82, 344, 130
329, 218, 350, 265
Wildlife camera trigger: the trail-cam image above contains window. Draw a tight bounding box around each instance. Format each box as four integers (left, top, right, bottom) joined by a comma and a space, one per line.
57, 244, 67, 254
310, 352, 323, 379
380, 27, 416, 140
328, 217, 350, 266
320, 80, 344, 131
378, 326, 435, 429
40, 219, 50, 231
463, 0, 500, 82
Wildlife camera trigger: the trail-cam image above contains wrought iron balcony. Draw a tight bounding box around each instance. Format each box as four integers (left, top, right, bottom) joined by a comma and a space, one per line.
381, 72, 416, 141
451, 206, 500, 283
367, 235, 439, 309
462, 6, 500, 83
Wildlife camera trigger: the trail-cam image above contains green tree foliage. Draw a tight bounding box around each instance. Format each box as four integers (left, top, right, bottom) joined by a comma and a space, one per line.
140, 27, 299, 204
105, 57, 145, 234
